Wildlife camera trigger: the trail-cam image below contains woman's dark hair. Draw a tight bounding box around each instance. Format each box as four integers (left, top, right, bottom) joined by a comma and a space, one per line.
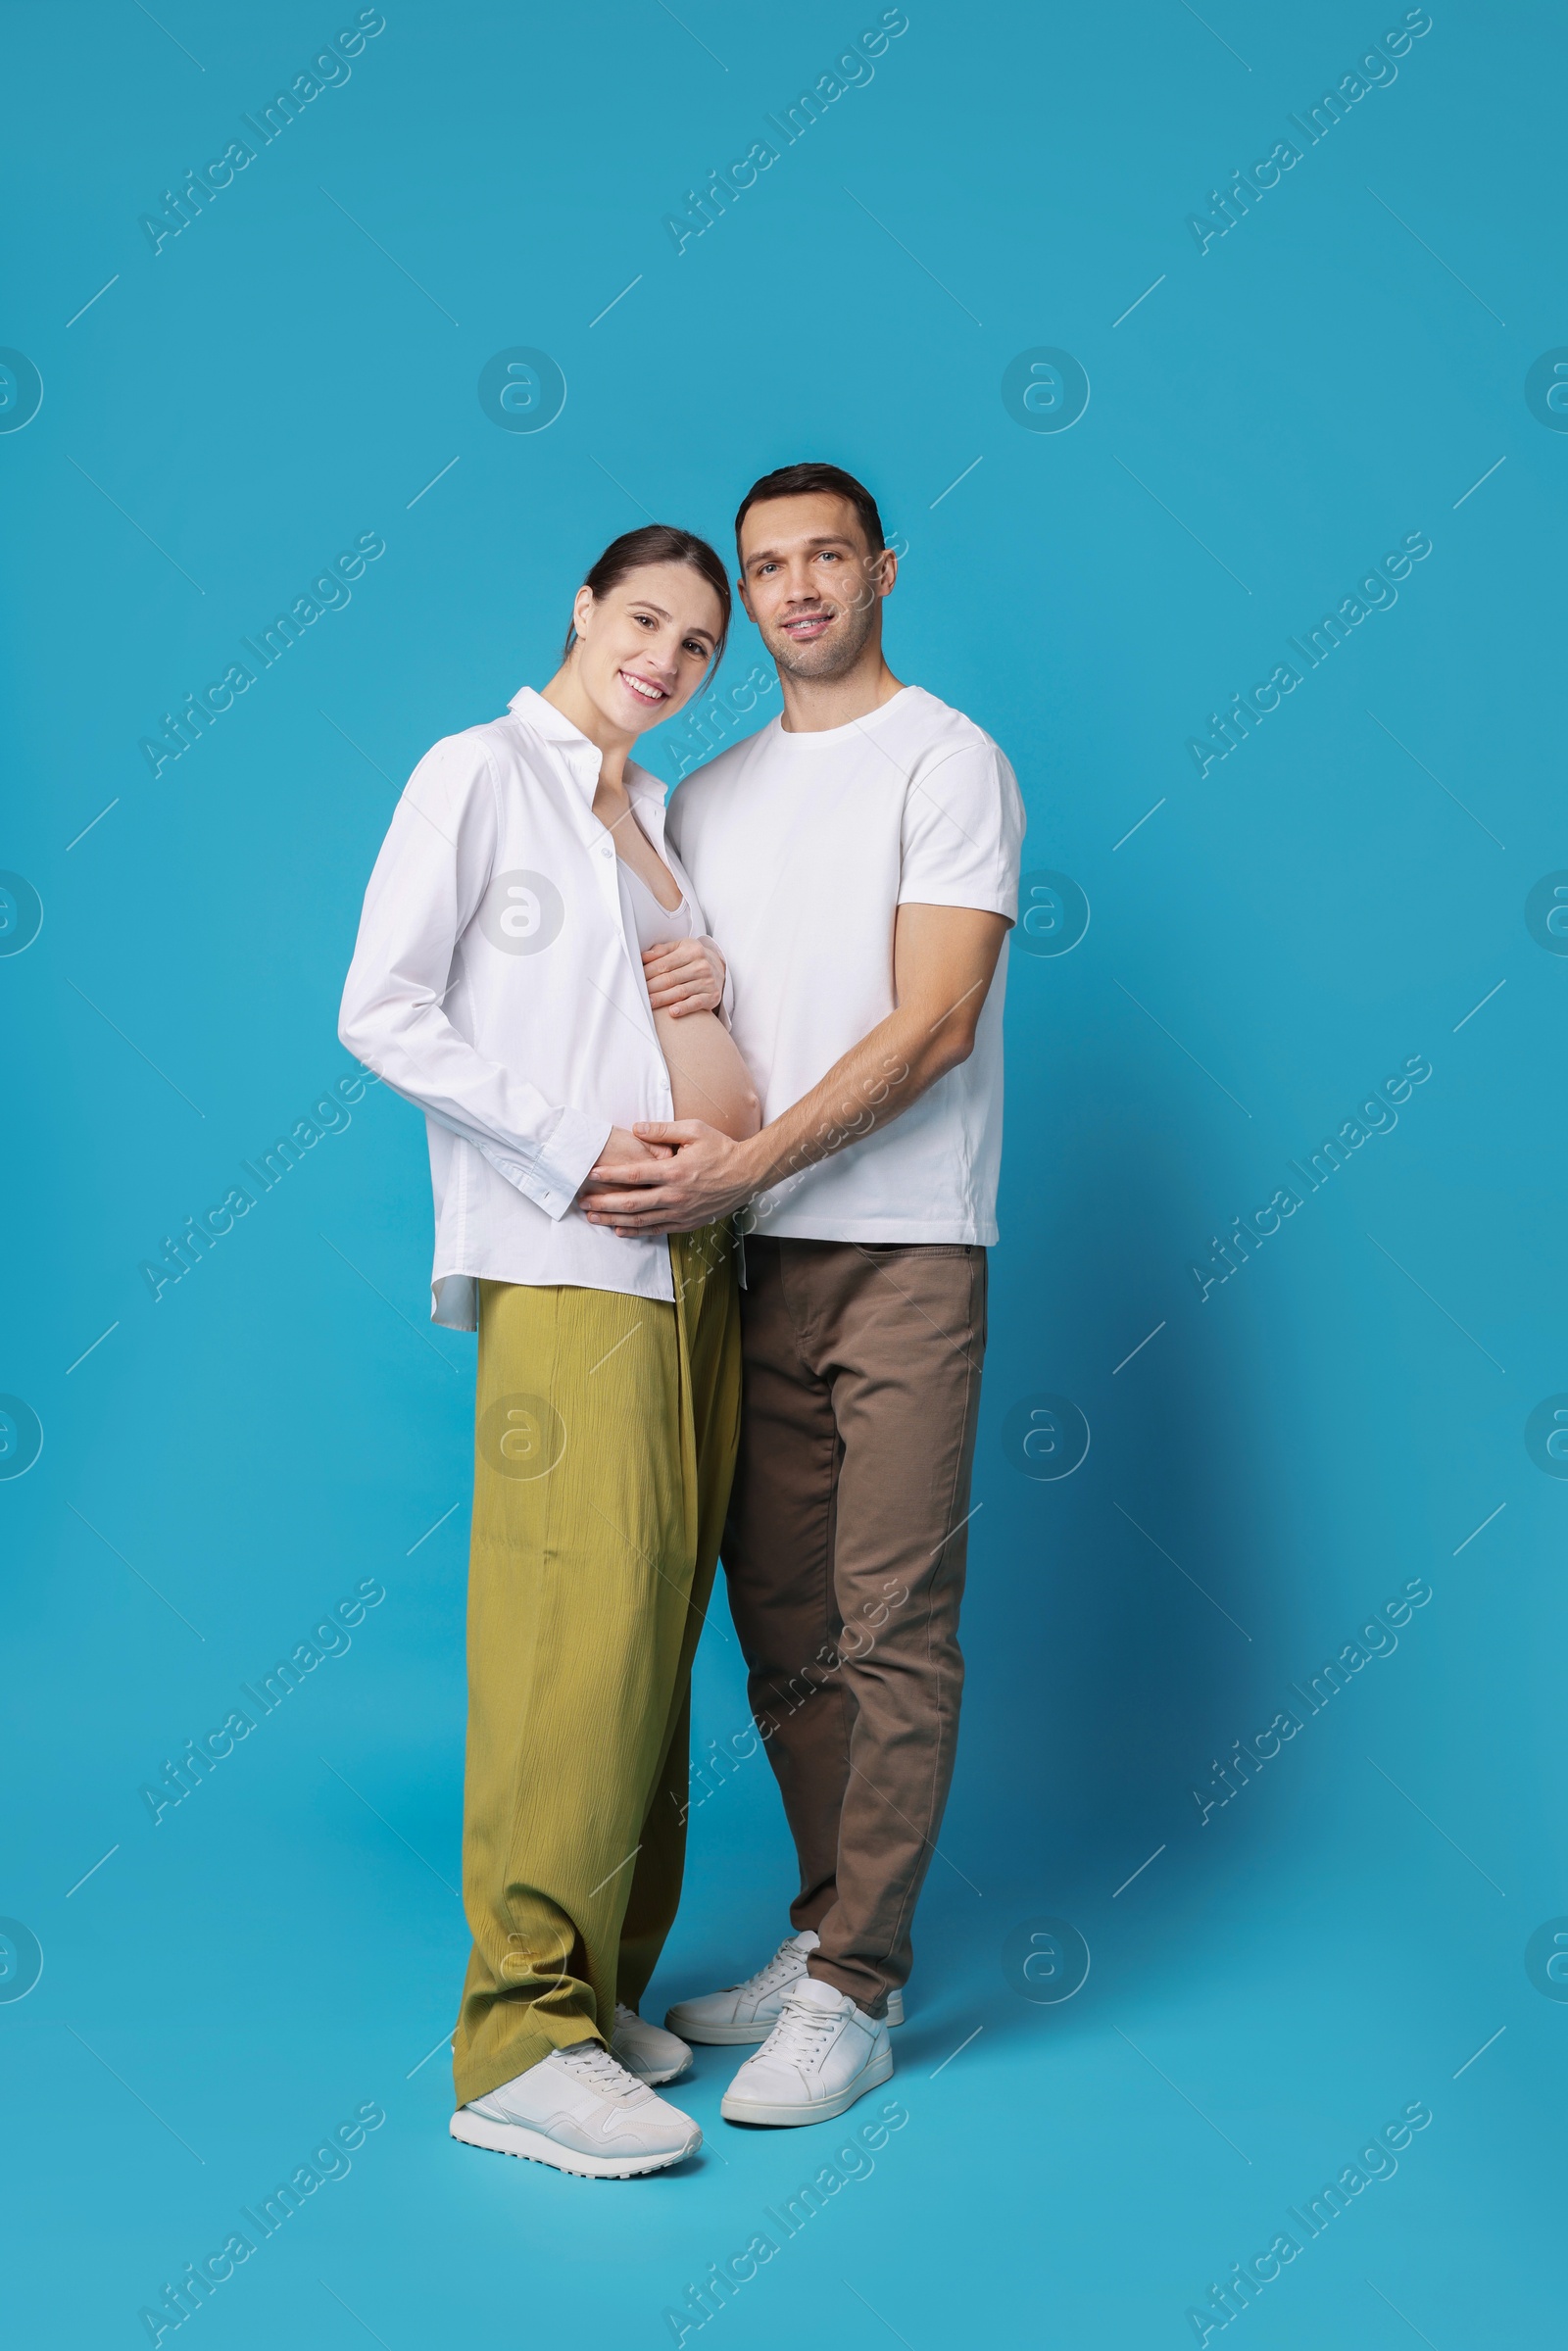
562, 523, 731, 674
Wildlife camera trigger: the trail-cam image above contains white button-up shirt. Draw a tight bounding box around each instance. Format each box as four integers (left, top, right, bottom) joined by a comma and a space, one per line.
339, 687, 710, 1326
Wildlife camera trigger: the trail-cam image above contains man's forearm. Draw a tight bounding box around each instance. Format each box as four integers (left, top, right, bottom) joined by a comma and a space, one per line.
742, 1000, 958, 1197
585, 906, 1008, 1237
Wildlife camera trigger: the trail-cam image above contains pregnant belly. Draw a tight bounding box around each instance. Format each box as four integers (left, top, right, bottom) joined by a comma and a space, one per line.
654, 1007, 761, 1141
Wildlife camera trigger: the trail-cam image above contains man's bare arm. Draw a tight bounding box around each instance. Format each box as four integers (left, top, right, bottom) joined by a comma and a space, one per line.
740, 904, 1008, 1195
581, 904, 1009, 1235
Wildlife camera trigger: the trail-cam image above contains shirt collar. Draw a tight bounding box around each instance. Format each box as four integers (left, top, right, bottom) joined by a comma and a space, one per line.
507, 686, 665, 809
507, 685, 601, 797
624, 762, 665, 809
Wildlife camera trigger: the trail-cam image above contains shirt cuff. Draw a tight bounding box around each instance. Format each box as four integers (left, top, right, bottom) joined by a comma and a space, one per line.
478, 1108, 613, 1222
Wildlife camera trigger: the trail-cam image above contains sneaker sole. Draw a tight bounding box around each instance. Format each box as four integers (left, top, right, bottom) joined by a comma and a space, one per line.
449, 2108, 700, 2178
667, 1987, 904, 2045
719, 2042, 895, 2129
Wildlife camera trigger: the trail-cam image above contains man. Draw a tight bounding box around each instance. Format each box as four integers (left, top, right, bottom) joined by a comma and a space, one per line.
583, 460, 1024, 2129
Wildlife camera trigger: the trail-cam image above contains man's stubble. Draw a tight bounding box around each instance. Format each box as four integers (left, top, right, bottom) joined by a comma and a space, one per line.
759, 577, 882, 684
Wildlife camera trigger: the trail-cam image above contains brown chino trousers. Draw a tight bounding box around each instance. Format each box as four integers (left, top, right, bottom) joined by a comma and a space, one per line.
722, 1236, 988, 2014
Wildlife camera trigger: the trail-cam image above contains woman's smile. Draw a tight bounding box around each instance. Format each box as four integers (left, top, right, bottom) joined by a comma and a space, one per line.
617, 667, 671, 707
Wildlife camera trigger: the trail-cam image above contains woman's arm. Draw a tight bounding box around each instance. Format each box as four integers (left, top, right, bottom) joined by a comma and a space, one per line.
339, 735, 612, 1221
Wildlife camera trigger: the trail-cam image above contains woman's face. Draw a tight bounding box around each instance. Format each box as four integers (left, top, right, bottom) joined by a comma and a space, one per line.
570, 562, 725, 736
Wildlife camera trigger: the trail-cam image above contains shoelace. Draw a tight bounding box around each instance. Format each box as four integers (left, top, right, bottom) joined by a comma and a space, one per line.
555, 2040, 644, 2098
737, 1937, 811, 1999
758, 1987, 842, 2067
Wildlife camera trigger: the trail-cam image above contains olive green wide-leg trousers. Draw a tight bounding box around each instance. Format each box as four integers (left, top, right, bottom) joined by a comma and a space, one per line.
453, 1223, 740, 2109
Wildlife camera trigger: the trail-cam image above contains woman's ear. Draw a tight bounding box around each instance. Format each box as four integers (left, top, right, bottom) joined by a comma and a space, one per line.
571, 585, 596, 643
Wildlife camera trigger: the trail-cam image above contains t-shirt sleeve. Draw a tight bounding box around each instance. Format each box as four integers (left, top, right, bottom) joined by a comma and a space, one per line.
898, 735, 1026, 922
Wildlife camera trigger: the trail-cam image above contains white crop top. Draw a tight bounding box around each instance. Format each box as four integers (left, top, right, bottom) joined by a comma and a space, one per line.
617, 855, 696, 955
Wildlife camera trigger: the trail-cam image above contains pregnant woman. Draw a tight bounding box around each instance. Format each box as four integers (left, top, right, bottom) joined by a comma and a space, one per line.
339, 524, 760, 2179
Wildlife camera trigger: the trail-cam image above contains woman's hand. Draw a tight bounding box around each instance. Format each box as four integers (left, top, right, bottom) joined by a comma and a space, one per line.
577, 1126, 673, 1199
642, 937, 724, 1018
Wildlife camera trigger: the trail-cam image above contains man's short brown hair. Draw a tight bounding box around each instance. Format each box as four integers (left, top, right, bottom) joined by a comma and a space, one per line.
734, 462, 885, 556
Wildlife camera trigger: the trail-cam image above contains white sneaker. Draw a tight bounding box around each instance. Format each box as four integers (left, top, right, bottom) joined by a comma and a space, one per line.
611, 2002, 692, 2085
450, 2040, 701, 2178
665, 1929, 905, 2045
719, 1976, 894, 2128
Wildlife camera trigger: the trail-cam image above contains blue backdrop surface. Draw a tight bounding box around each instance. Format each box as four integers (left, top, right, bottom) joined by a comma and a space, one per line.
3, 2, 1565, 2344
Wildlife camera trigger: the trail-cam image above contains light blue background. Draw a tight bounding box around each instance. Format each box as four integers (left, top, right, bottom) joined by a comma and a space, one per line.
3, 2, 1564, 2343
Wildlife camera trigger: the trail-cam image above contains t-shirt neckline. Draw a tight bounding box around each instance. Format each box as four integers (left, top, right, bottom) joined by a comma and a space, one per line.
767, 684, 917, 751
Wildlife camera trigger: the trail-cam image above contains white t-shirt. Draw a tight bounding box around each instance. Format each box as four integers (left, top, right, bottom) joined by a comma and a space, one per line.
667, 684, 1025, 1245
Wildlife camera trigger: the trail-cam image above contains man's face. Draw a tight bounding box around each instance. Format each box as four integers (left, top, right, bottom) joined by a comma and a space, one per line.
736, 492, 895, 681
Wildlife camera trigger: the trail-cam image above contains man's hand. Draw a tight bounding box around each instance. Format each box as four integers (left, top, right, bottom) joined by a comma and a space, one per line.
582, 1120, 758, 1235
641, 937, 725, 1018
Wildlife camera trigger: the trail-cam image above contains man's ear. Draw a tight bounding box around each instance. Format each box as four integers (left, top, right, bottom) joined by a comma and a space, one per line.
875, 547, 898, 600
735, 571, 756, 622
